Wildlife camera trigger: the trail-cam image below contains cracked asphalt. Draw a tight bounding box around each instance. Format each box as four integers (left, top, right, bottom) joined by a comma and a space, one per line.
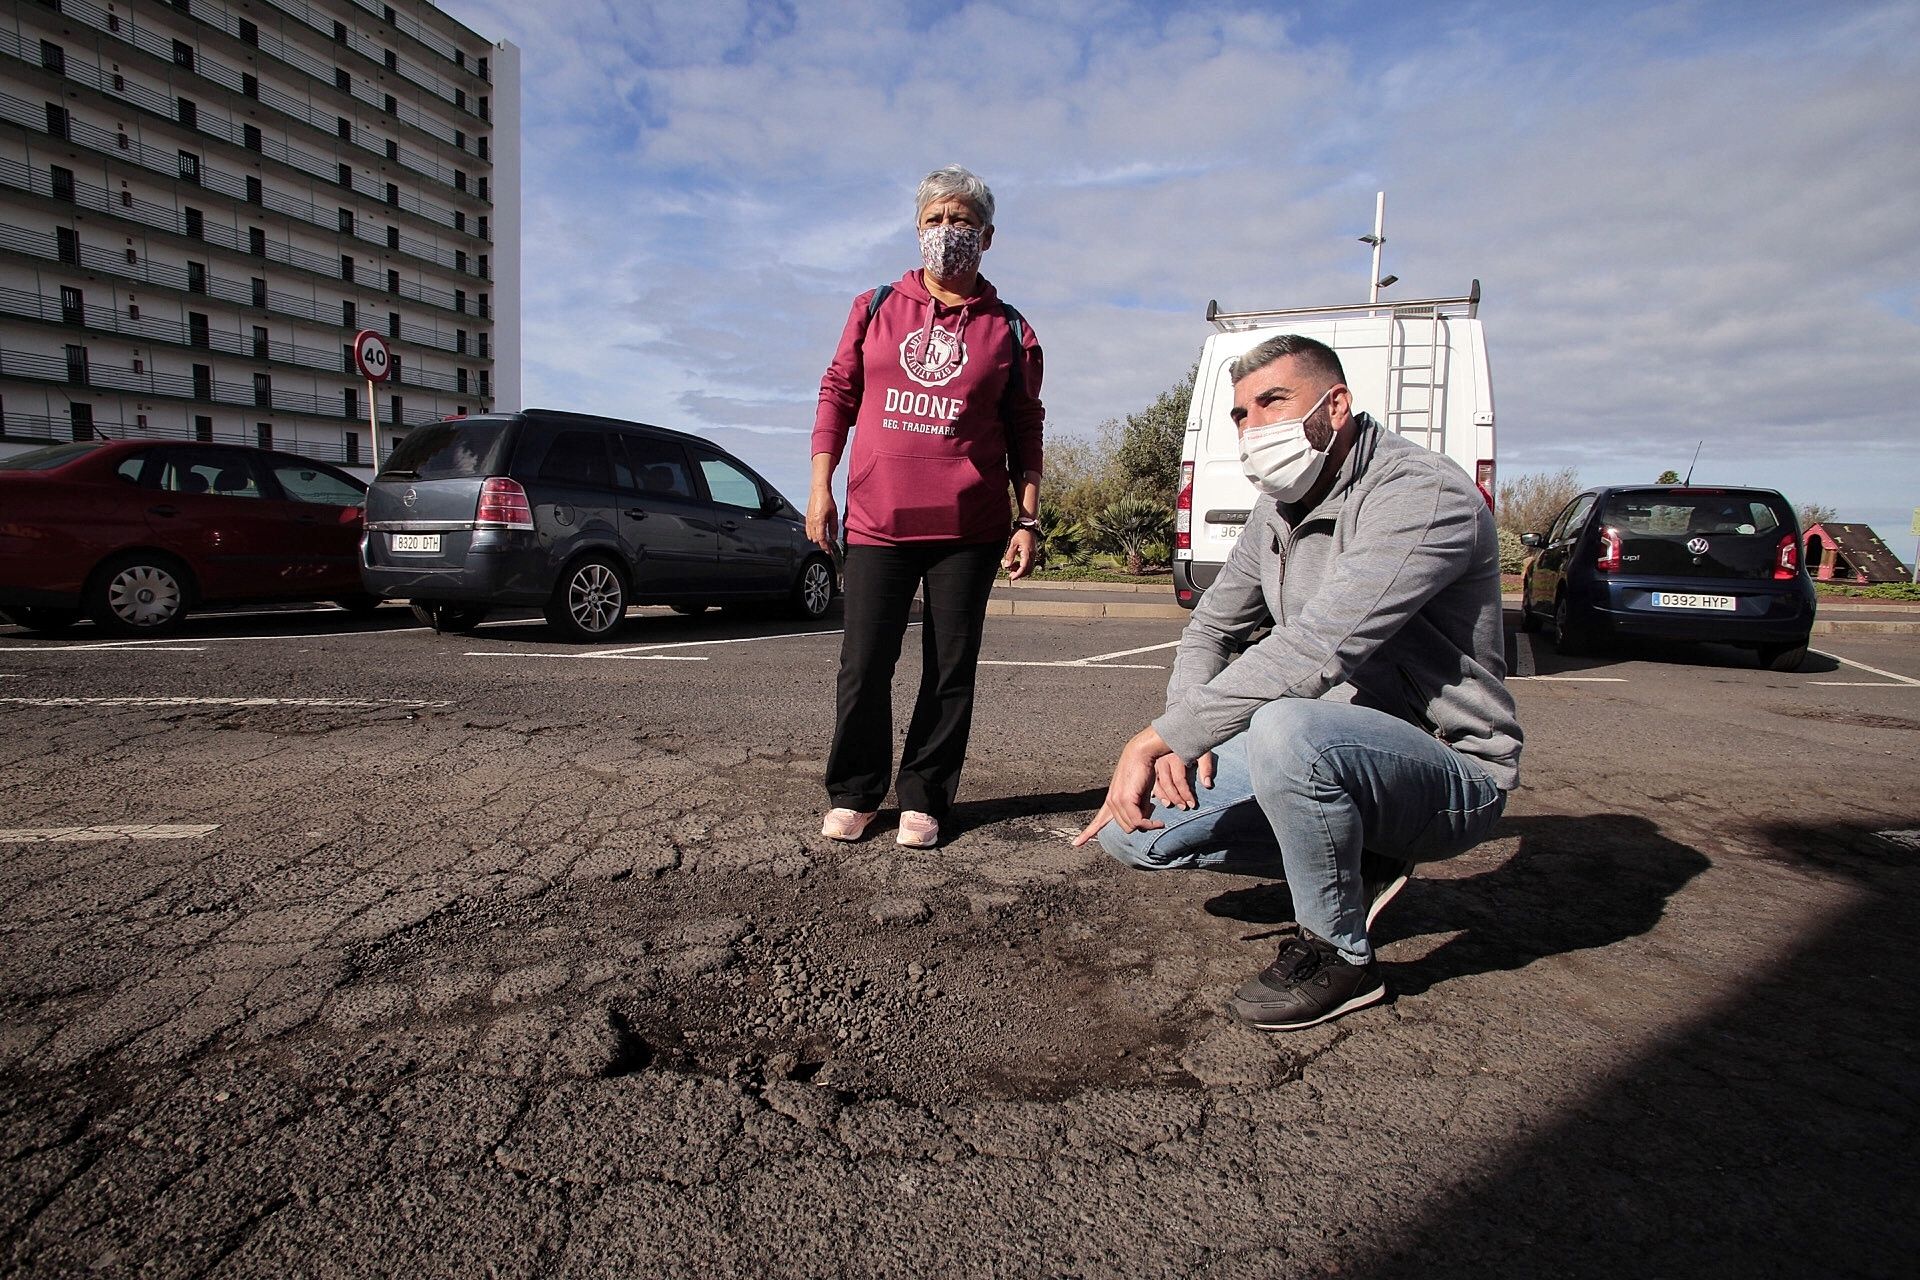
1, 605, 1916, 1278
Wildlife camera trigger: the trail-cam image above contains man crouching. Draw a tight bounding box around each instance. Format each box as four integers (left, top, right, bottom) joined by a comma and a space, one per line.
1074, 334, 1522, 1031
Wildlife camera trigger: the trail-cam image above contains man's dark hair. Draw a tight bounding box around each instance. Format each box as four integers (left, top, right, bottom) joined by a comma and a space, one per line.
1229, 334, 1346, 388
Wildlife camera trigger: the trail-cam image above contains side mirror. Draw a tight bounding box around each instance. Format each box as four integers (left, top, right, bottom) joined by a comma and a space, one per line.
1520, 532, 1542, 548
762, 492, 785, 514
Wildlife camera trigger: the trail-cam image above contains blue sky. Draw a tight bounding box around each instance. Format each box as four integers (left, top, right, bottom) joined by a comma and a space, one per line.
443, 0, 1920, 559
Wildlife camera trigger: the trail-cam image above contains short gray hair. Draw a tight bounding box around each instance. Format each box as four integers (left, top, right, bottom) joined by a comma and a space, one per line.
915, 165, 995, 227
1229, 333, 1346, 387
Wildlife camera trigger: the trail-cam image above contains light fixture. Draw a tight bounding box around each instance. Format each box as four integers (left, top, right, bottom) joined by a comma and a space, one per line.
1376, 274, 1399, 289
1358, 234, 1383, 246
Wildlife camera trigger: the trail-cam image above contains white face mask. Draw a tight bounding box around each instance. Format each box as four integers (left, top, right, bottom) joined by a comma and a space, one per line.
1238, 388, 1333, 502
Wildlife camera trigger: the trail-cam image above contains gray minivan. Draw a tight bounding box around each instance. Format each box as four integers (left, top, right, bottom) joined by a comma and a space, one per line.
360, 410, 835, 640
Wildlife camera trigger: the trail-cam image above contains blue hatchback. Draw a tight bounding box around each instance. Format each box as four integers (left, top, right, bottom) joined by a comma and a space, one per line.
1519, 485, 1816, 670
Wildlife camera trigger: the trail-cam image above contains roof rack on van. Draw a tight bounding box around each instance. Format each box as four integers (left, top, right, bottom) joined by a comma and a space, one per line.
1203, 279, 1480, 331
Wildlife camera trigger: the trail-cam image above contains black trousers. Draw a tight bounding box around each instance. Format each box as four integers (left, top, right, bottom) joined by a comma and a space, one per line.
826, 540, 1003, 818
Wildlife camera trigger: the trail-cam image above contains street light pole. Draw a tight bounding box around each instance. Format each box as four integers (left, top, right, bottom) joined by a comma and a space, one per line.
1365, 192, 1385, 305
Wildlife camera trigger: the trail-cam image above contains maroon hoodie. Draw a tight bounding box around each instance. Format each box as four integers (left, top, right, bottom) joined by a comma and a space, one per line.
812, 269, 1045, 546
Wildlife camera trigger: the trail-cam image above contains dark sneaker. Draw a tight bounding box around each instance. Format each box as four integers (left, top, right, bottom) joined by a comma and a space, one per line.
1362, 851, 1414, 930
1227, 930, 1386, 1032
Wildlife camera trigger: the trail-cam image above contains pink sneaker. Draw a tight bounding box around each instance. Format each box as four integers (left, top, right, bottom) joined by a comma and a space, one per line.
820, 808, 877, 841
896, 810, 940, 849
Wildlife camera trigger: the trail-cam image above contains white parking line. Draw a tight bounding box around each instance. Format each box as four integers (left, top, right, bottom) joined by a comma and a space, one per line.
1510, 675, 1629, 682
465, 624, 889, 661
979, 638, 1179, 670
1, 696, 451, 708
1810, 652, 1920, 688
0, 824, 220, 843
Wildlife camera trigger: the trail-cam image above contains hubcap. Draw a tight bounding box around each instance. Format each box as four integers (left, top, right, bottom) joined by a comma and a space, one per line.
802, 563, 831, 614
108, 566, 181, 627
569, 564, 622, 633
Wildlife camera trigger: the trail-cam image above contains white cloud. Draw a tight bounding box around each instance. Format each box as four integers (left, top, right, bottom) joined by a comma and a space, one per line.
442, 0, 1920, 541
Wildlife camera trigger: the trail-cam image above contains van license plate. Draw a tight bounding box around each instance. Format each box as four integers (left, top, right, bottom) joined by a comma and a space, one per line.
390, 534, 441, 553
1651, 592, 1733, 611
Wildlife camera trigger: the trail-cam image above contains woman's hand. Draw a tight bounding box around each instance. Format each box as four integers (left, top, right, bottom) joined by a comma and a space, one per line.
1002, 528, 1038, 580
806, 487, 839, 553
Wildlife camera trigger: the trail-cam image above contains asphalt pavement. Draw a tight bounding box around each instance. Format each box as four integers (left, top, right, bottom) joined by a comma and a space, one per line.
0, 603, 1915, 1278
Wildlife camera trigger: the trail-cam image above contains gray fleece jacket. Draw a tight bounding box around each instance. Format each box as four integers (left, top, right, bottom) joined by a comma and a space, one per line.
1153, 414, 1523, 790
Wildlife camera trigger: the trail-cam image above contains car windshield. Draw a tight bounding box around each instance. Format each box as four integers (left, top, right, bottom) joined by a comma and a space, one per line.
0, 441, 101, 471
379, 419, 511, 480
1599, 489, 1793, 581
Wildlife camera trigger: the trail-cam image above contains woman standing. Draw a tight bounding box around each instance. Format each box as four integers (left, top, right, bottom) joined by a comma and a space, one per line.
808, 165, 1045, 849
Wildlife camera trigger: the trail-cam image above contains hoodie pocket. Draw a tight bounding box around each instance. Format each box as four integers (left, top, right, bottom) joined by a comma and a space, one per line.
870, 452, 1000, 540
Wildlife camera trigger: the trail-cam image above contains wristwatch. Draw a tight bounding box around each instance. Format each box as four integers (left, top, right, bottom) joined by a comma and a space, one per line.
1013, 517, 1042, 535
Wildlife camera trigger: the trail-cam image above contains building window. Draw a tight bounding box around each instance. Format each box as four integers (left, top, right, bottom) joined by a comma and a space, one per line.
479, 56, 490, 82
177, 98, 197, 128
344, 431, 361, 464
456, 329, 468, 355
478, 254, 488, 279
252, 326, 268, 358
454, 170, 468, 193
479, 215, 488, 240
51, 165, 74, 201
335, 68, 352, 93
125, 247, 138, 265
64, 343, 89, 384
478, 177, 489, 201
193, 364, 212, 398
256, 422, 272, 449
337, 116, 351, 140
45, 103, 69, 139
137, 413, 148, 429
133, 358, 145, 375
253, 373, 271, 408
188, 312, 209, 347
478, 293, 489, 319
179, 152, 201, 184
341, 343, 354, 373
342, 300, 356, 328
454, 88, 467, 111
121, 189, 132, 207
332, 20, 347, 42
384, 49, 397, 72
479, 371, 490, 397
390, 395, 403, 422
113, 73, 124, 92
117, 129, 129, 150
344, 389, 358, 420
338, 207, 354, 234
249, 226, 266, 256
61, 286, 83, 324
455, 49, 466, 70
454, 289, 466, 313
455, 250, 467, 273
195, 415, 213, 442
456, 367, 468, 393
387, 311, 400, 338
338, 163, 353, 189
239, 20, 257, 47
478, 137, 490, 161
386, 226, 399, 250
453, 210, 465, 233
173, 40, 194, 71
243, 124, 261, 152
40, 40, 64, 73
389, 353, 401, 382
454, 129, 466, 151
71, 403, 95, 441
479, 96, 490, 121
478, 332, 489, 358
246, 175, 263, 205
384, 93, 397, 115
341, 255, 354, 281
384, 7, 397, 27
128, 303, 140, 320
384, 182, 399, 206
385, 139, 398, 161
187, 262, 207, 294
183, 207, 203, 239
388, 269, 401, 294
251, 277, 267, 308
109, 14, 122, 33
243, 74, 258, 100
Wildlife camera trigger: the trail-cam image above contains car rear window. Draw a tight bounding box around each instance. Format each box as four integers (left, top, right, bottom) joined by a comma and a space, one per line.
381, 419, 512, 480
1599, 489, 1793, 580
0, 441, 101, 471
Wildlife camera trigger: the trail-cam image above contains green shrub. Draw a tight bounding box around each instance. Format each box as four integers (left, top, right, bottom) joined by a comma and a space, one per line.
1816, 581, 1920, 601
1497, 527, 1531, 575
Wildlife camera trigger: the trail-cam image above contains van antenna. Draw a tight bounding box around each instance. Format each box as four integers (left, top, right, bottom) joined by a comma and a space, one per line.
1683, 440, 1702, 485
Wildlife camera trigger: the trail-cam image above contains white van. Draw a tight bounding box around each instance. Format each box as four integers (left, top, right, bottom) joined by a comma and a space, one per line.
1173, 282, 1495, 606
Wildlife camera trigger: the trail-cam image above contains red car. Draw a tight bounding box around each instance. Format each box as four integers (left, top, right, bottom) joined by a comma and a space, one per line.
0, 439, 370, 636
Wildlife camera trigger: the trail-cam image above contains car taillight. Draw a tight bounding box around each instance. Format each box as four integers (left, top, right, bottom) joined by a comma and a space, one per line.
1774, 532, 1799, 579
1596, 525, 1623, 573
1175, 461, 1194, 555
1475, 459, 1495, 512
475, 476, 533, 529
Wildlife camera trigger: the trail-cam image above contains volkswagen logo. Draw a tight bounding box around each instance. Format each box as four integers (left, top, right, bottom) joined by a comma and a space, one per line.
1686, 536, 1709, 555
402, 486, 418, 509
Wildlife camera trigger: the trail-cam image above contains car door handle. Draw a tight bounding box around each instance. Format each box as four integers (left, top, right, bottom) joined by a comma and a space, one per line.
624, 508, 648, 520
721, 520, 739, 532
148, 505, 178, 518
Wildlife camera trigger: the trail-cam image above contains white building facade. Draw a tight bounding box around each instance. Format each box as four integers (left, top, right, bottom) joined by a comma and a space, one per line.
0, 0, 519, 475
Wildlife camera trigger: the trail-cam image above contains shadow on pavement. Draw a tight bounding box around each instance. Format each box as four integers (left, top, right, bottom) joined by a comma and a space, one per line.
1350, 819, 1919, 1279
948, 786, 1109, 837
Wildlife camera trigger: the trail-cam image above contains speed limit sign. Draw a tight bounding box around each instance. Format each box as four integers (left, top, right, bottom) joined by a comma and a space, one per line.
352, 329, 391, 382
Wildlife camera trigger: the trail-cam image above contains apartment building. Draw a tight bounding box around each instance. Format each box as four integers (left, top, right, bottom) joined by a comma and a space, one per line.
0, 0, 519, 474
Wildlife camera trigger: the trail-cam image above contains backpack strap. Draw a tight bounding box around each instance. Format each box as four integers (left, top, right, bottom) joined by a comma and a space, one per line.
865, 283, 893, 320
999, 302, 1028, 400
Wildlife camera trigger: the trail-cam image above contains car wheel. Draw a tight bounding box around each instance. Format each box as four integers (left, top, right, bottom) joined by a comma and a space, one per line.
546, 555, 628, 642
670, 603, 709, 616
88, 554, 191, 636
333, 594, 386, 617
1518, 575, 1541, 633
409, 602, 491, 633
2, 606, 80, 634
789, 556, 834, 620
1553, 590, 1593, 657
1759, 641, 1809, 672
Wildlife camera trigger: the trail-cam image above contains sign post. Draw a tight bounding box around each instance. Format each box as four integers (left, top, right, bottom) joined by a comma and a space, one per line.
351, 329, 391, 469
1910, 507, 1919, 584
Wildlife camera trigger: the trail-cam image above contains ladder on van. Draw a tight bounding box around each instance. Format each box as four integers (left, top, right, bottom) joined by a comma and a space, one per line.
1205, 280, 1480, 450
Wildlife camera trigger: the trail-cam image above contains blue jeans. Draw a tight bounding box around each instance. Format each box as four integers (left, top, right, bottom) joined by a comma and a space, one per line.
1098, 699, 1507, 963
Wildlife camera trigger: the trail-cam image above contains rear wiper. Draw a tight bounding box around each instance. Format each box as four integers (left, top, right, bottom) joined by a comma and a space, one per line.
382, 468, 419, 479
